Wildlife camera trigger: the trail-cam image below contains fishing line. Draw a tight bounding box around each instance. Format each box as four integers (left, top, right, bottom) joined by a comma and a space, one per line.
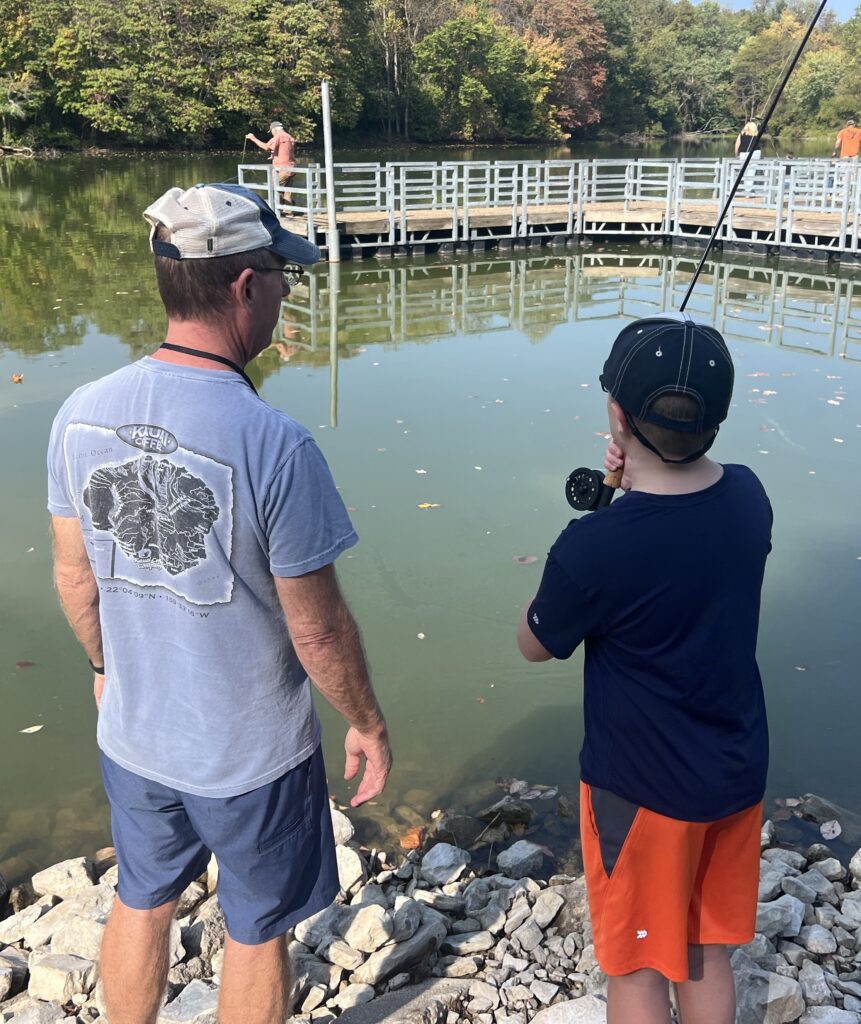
678, 0, 828, 312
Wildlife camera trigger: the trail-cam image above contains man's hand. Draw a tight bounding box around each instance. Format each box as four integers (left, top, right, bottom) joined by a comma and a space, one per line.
604, 440, 631, 490
344, 725, 392, 807
245, 133, 255, 140
93, 672, 106, 709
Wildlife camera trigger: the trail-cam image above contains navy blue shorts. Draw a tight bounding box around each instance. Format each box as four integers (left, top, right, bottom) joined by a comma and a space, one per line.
100, 745, 338, 945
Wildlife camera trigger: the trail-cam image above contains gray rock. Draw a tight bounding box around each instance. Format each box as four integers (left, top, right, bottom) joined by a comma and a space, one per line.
387, 973, 411, 991
529, 997, 607, 1024
340, 903, 395, 953
756, 895, 805, 939
798, 870, 840, 906
439, 955, 481, 978
762, 849, 807, 872
799, 959, 834, 1007
849, 849, 861, 884
182, 898, 222, 965
50, 915, 106, 961
762, 820, 776, 848
4, 1001, 68, 1024
392, 896, 423, 943
469, 980, 501, 1009
532, 889, 565, 930
353, 918, 448, 986
504, 897, 532, 937
479, 891, 513, 935
760, 869, 785, 902
157, 979, 219, 1022
441, 932, 495, 956
296, 903, 346, 948
0, 946, 28, 1000
742, 934, 774, 958
840, 892, 861, 927
777, 940, 811, 968
337, 846, 367, 892
333, 979, 471, 1024
317, 938, 365, 971
27, 952, 97, 1002
420, 844, 471, 887
782, 876, 819, 904
530, 980, 560, 1005
496, 842, 544, 880
176, 880, 207, 917
799, 925, 838, 954
550, 879, 591, 938
31, 858, 96, 900
732, 951, 805, 1024
813, 859, 846, 882
799, 1010, 861, 1023
292, 947, 342, 1002
333, 983, 376, 1010
331, 807, 355, 846
302, 983, 329, 1012
511, 919, 543, 953
24, 884, 115, 949
412, 890, 466, 915
0, 901, 50, 945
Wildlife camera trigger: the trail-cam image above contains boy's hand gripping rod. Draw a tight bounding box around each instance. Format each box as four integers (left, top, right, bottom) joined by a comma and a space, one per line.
565, 0, 827, 513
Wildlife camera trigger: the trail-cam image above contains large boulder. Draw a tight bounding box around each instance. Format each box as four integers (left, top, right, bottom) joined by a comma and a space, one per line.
496, 841, 544, 879
31, 857, 96, 900
157, 979, 219, 1023
529, 996, 608, 1024
27, 953, 97, 1002
732, 950, 805, 1024
352, 915, 448, 987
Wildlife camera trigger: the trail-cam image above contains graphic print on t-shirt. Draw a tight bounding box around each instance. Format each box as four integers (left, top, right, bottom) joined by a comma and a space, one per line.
64, 422, 234, 605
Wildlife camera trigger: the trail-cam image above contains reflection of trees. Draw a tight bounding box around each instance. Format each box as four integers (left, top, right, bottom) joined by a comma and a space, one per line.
0, 157, 221, 358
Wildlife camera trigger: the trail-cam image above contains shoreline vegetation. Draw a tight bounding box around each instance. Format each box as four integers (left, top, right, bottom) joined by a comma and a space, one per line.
2, 0, 860, 154
1, 788, 861, 1022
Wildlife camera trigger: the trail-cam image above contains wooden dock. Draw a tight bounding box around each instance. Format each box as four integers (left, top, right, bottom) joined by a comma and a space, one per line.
237, 158, 861, 262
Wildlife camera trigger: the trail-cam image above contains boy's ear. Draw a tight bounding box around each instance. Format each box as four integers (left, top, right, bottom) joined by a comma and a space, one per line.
608, 398, 631, 437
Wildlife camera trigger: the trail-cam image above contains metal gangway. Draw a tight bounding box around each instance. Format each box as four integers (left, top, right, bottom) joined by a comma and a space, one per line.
238, 157, 861, 262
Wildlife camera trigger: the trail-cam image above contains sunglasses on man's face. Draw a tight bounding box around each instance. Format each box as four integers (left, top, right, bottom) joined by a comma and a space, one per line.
258, 265, 304, 290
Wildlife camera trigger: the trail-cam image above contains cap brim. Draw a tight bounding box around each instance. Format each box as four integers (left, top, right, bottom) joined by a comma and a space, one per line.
268, 226, 321, 265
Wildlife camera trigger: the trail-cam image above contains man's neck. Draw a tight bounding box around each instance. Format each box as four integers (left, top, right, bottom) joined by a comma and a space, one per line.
624, 452, 723, 496
153, 321, 249, 371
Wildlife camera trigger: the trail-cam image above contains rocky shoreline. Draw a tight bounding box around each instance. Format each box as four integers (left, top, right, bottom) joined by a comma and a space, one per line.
2, 796, 861, 1024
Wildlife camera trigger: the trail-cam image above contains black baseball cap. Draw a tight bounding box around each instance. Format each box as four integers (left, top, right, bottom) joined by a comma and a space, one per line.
599, 313, 734, 460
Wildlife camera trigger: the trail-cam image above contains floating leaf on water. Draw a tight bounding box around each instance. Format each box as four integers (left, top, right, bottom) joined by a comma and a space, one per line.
474, 466, 482, 471
475, 696, 486, 704
415, 469, 428, 475
827, 400, 841, 407
747, 371, 770, 377
537, 788, 559, 800
513, 555, 538, 564
762, 390, 778, 397
416, 633, 426, 640
520, 788, 543, 799
19, 725, 43, 734
834, 438, 845, 444
820, 819, 842, 840
11, 374, 23, 384
346, 506, 358, 513
504, 779, 529, 796
794, 665, 808, 672
15, 660, 35, 668
416, 503, 442, 510
399, 826, 426, 851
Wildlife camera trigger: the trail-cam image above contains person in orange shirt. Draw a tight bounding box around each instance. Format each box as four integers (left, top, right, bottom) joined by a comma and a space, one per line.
246, 121, 297, 202
832, 118, 861, 158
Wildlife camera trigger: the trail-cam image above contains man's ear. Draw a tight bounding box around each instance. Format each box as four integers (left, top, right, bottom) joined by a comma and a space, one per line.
231, 267, 256, 306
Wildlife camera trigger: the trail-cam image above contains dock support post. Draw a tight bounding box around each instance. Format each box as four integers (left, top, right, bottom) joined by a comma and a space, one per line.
321, 80, 340, 263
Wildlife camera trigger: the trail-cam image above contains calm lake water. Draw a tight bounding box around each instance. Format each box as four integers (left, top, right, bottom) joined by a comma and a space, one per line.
1, 148, 859, 883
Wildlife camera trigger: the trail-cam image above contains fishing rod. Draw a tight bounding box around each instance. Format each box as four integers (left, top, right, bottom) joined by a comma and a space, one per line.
564, 0, 828, 513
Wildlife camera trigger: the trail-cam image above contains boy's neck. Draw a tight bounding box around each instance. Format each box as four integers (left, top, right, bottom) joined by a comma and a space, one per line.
624, 451, 724, 496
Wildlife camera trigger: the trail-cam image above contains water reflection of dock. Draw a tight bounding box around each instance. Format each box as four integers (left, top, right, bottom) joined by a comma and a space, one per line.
281, 252, 861, 368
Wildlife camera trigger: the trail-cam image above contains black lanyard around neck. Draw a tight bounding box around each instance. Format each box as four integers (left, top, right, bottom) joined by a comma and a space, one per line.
158, 343, 258, 396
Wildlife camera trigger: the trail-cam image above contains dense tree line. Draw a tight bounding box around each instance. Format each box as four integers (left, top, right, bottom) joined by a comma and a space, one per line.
1, 0, 859, 148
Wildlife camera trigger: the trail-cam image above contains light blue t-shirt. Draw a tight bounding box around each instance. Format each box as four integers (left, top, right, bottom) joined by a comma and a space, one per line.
47, 356, 358, 797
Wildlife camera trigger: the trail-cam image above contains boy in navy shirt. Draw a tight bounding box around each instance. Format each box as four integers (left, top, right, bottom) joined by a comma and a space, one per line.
518, 314, 772, 1024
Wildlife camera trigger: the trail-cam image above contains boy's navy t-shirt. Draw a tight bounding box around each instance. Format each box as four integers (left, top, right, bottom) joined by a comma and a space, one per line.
527, 464, 772, 822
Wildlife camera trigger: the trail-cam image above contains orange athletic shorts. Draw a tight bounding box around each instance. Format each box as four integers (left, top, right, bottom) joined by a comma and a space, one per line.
580, 781, 762, 982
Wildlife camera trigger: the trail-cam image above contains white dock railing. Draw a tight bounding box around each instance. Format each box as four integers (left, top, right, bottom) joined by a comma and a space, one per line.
238, 157, 861, 258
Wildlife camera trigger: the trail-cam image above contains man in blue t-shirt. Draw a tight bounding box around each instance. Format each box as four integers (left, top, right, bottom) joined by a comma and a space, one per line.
48, 183, 392, 1024
518, 314, 772, 1024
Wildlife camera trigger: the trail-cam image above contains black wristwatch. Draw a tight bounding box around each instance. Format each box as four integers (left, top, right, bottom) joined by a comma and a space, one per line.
88, 658, 105, 675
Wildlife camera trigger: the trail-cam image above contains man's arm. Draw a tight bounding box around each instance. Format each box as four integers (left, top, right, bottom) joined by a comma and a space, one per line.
275, 565, 391, 806
833, 133, 841, 157
517, 602, 553, 662
51, 515, 105, 706
245, 133, 271, 153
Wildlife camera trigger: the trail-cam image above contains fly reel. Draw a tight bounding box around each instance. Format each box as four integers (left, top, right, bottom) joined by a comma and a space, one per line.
564, 467, 622, 512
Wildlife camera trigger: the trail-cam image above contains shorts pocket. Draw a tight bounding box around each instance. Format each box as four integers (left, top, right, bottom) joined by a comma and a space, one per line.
590, 786, 640, 878
256, 755, 314, 855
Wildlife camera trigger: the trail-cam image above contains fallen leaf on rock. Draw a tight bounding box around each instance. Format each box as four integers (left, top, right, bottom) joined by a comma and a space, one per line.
417, 503, 442, 510
11, 374, 23, 384
513, 555, 538, 564
820, 819, 842, 840
19, 725, 43, 734
399, 826, 426, 851
511, 823, 527, 837
15, 660, 35, 668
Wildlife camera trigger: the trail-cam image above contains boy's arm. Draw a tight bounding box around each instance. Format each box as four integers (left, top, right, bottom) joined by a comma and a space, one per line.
517, 602, 553, 661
